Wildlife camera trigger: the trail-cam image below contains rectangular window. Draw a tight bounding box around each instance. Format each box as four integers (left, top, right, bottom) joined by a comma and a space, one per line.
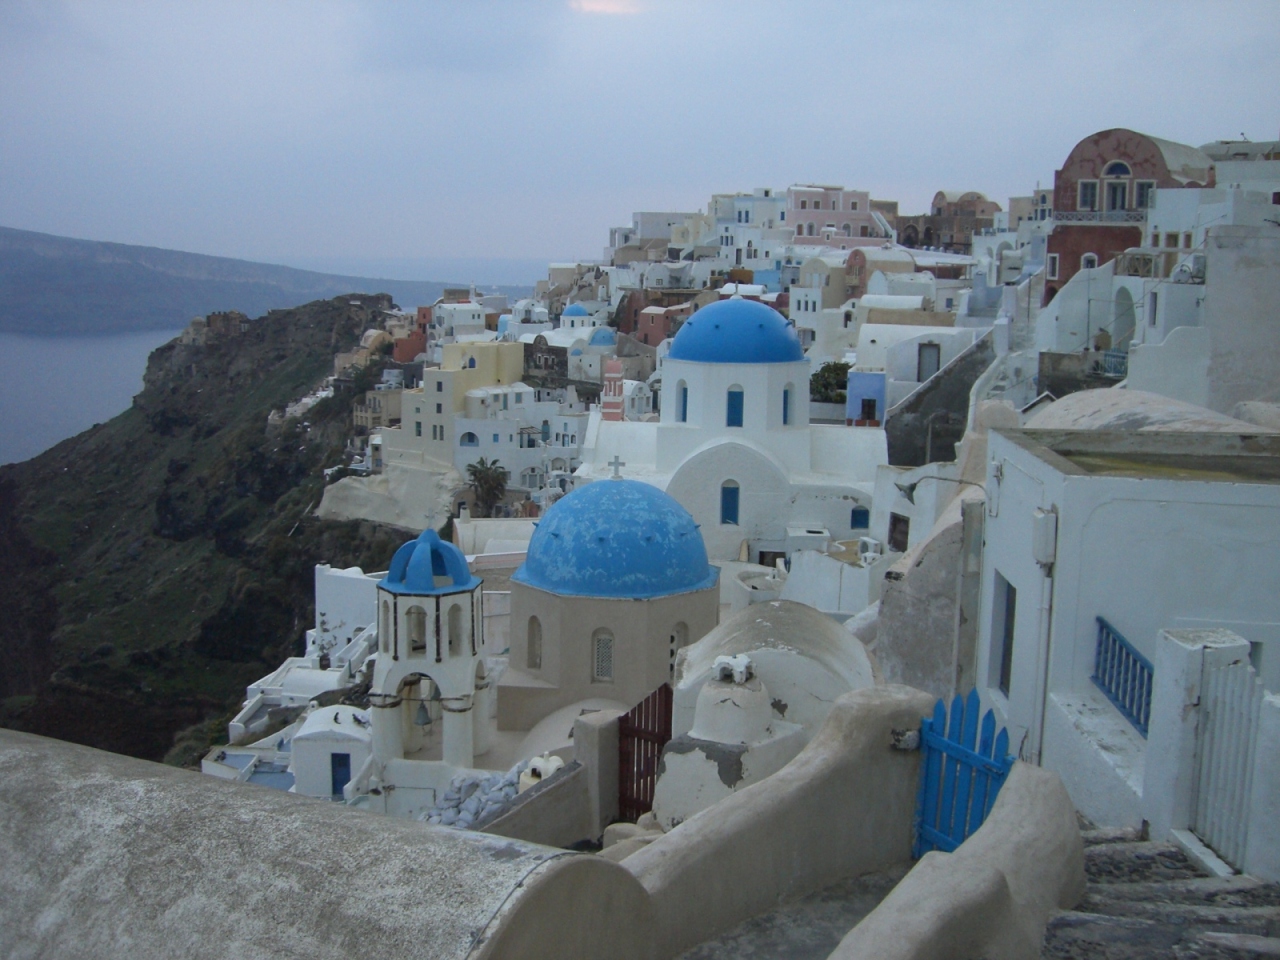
888, 512, 910, 552
850, 507, 870, 529
720, 484, 740, 525
860, 397, 877, 421
415, 421, 422, 437
1106, 181, 1127, 212
992, 572, 1017, 696
1149, 291, 1158, 326
726, 389, 744, 427
1078, 180, 1098, 211
1136, 181, 1155, 208
1047, 254, 1059, 280
436, 381, 443, 392
850, 200, 859, 211
493, 433, 499, 443
680, 386, 689, 422
1183, 233, 1192, 249
1165, 232, 1179, 248
782, 388, 790, 425
435, 403, 442, 414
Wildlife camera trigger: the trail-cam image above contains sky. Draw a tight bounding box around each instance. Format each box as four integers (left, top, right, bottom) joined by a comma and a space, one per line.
2, 0, 1279, 284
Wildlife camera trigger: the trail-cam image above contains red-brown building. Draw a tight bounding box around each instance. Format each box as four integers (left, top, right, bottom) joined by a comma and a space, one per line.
1043, 129, 1214, 304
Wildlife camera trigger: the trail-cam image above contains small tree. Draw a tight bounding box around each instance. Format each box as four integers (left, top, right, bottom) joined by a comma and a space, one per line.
810, 361, 851, 404
466, 457, 509, 518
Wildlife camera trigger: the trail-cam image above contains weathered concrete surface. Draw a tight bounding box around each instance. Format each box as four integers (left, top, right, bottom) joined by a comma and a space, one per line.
885, 332, 995, 466
624, 685, 935, 960
0, 729, 649, 960
829, 762, 1084, 960
871, 490, 984, 701
1025, 387, 1276, 434
478, 760, 594, 849
676, 872, 901, 960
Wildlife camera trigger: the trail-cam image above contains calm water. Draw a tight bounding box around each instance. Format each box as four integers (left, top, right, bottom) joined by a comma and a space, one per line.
0, 329, 183, 466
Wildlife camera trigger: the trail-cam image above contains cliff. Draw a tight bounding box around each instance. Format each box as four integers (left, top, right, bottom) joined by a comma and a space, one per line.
0, 295, 406, 763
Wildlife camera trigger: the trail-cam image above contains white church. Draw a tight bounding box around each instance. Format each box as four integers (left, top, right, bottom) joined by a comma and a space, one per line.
575, 296, 887, 563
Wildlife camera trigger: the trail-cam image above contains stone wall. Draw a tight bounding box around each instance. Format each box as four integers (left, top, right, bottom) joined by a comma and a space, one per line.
885, 332, 995, 467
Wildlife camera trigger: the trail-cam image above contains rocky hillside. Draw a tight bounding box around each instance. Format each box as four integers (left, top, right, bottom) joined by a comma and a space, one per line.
0, 295, 408, 763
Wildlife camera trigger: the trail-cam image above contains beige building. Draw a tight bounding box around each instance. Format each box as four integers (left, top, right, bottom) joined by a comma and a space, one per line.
496, 479, 720, 731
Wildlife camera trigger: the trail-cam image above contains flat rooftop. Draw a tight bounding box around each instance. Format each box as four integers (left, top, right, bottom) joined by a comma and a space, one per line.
997, 429, 1280, 484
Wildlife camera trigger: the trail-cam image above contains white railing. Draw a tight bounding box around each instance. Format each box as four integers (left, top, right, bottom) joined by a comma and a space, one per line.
1194, 656, 1266, 870
1054, 210, 1146, 224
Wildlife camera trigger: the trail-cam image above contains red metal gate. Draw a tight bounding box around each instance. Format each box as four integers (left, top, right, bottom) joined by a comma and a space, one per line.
618, 683, 673, 822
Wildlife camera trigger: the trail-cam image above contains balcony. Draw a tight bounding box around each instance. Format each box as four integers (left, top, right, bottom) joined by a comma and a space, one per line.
1054, 210, 1147, 224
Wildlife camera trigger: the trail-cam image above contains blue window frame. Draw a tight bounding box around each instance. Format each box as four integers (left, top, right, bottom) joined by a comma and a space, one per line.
460, 432, 478, 447
782, 388, 790, 425
680, 386, 688, 422
850, 507, 870, 529
721, 481, 740, 525
726, 389, 744, 427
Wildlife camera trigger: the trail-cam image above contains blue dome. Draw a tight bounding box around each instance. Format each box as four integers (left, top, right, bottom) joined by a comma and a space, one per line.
513, 480, 718, 599
562, 303, 589, 317
668, 298, 803, 364
589, 327, 617, 347
380, 529, 480, 595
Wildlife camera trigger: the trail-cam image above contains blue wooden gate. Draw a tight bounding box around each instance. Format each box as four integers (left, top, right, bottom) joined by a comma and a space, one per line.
913, 689, 1015, 858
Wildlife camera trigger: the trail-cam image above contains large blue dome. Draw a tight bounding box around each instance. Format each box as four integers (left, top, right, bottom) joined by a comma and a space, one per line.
562, 303, 589, 317
513, 480, 718, 599
380, 529, 480, 595
668, 298, 803, 364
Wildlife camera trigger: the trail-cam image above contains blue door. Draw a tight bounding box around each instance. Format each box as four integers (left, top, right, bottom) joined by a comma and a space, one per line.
330, 752, 351, 797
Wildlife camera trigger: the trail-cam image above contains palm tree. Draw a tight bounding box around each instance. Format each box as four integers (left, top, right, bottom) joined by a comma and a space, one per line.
466, 457, 509, 518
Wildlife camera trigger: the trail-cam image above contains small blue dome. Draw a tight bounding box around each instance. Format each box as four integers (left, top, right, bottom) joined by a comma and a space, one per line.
668, 298, 803, 364
380, 529, 480, 595
514, 480, 718, 599
563, 303, 589, 317
589, 327, 617, 347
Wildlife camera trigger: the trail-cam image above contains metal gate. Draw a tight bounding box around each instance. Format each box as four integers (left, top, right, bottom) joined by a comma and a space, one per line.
618, 683, 673, 822
1194, 656, 1264, 870
913, 689, 1015, 858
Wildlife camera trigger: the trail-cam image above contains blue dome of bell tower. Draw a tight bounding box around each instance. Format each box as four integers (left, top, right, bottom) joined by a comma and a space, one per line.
668, 298, 803, 364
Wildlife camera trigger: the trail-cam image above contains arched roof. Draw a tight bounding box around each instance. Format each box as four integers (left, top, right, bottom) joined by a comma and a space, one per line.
1025, 389, 1275, 433
379, 529, 480, 596
668, 298, 803, 364
513, 479, 718, 599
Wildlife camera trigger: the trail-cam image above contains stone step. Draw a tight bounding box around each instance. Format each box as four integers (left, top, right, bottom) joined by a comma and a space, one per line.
1082, 875, 1280, 908
1085, 841, 1207, 884
1078, 894, 1280, 933
1082, 826, 1146, 847
1042, 910, 1189, 958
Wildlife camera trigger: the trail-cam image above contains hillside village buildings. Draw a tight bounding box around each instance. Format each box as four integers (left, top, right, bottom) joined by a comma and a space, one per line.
176, 124, 1280, 956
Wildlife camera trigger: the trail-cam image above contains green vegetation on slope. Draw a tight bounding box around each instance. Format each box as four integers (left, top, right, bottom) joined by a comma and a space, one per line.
0, 295, 408, 763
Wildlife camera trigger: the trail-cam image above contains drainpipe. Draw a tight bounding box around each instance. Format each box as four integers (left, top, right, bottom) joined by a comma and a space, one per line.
1030, 507, 1058, 765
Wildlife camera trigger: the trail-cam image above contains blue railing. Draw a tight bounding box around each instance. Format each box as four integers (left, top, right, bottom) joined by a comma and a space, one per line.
1092, 616, 1153, 737
913, 690, 1014, 859
1100, 350, 1129, 378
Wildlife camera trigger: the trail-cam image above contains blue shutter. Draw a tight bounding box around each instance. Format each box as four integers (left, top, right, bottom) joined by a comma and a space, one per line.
721, 484, 739, 525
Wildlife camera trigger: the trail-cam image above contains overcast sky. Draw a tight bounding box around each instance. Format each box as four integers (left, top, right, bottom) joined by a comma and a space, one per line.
2, 0, 1278, 283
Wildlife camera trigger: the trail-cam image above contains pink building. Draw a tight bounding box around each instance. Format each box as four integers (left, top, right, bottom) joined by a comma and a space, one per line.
787, 184, 886, 247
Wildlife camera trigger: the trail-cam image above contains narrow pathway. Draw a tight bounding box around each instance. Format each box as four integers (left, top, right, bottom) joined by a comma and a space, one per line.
1043, 825, 1280, 958
676, 871, 900, 960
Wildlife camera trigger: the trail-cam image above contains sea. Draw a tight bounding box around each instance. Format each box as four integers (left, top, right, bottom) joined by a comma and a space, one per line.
0, 329, 183, 466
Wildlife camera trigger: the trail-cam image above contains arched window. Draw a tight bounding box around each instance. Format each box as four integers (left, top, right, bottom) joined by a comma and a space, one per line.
721, 480, 740, 525
380, 599, 391, 653
467, 357, 476, 368
448, 603, 462, 656
1081, 253, 1098, 270
406, 605, 427, 654
783, 383, 793, 426
460, 432, 479, 446
677, 380, 688, 422
1103, 161, 1131, 177
726, 386, 744, 427
527, 616, 542, 670
842, 223, 852, 237
592, 629, 614, 682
